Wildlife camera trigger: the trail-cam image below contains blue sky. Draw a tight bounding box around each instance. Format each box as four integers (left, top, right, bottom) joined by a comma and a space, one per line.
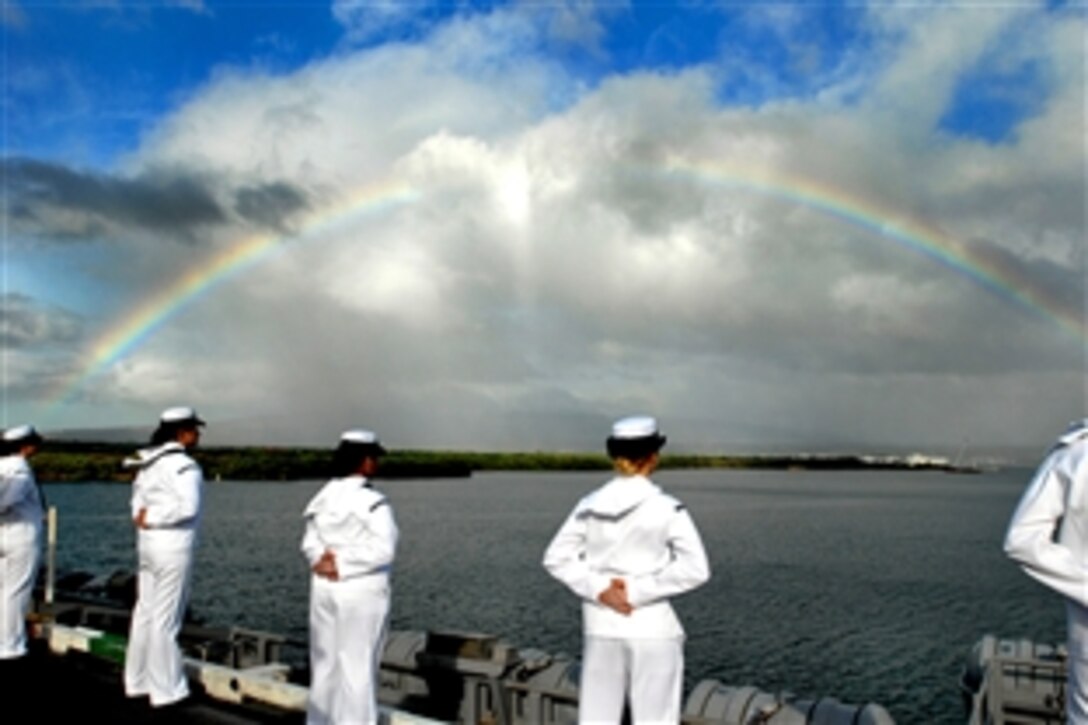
3, 1, 1085, 456
8, 4, 341, 165
8, 2, 1043, 165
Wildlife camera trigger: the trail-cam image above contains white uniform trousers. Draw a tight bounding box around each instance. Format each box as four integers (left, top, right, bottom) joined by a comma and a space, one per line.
307, 575, 390, 725
0, 522, 40, 659
124, 544, 193, 706
579, 636, 683, 725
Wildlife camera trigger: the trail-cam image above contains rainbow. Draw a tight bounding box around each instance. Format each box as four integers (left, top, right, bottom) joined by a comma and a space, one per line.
651, 156, 1086, 345
51, 161, 1085, 408
51, 179, 418, 406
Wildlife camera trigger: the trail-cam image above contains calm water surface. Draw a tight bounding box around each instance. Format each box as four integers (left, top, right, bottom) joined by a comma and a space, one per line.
45, 468, 1064, 724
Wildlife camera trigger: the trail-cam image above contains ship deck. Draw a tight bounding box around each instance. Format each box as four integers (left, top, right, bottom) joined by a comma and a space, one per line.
22, 641, 305, 725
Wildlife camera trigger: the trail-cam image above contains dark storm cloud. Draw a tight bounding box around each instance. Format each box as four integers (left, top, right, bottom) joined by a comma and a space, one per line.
0, 293, 81, 348
4, 157, 226, 242
963, 237, 1084, 318
233, 181, 309, 230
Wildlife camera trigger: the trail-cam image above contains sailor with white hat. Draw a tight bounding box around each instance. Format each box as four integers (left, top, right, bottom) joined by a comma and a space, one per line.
123, 406, 206, 708
0, 425, 45, 661
1005, 418, 1088, 720
543, 416, 710, 724
302, 429, 397, 725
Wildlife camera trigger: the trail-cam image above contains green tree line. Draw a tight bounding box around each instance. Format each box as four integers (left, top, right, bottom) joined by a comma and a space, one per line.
30, 442, 966, 483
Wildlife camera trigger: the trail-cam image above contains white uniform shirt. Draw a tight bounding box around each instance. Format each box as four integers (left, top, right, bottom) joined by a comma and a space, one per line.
1005, 420, 1088, 659
125, 443, 203, 552
0, 455, 42, 541
302, 476, 398, 586
544, 475, 710, 639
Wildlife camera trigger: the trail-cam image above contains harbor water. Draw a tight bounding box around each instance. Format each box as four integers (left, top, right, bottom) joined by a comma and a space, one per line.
44, 468, 1064, 724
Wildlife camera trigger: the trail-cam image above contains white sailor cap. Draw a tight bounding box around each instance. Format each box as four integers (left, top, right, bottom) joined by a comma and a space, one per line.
3, 424, 42, 444
340, 429, 387, 453
606, 415, 666, 457
611, 416, 660, 440
159, 406, 206, 427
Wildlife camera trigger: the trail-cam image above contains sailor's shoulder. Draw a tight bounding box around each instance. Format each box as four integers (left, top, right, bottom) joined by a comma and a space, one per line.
1056, 436, 1088, 473
173, 455, 203, 478
650, 490, 688, 515
145, 447, 201, 479
351, 478, 391, 512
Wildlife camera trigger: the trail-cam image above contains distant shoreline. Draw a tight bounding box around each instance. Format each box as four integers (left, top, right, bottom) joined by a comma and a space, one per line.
32, 441, 982, 482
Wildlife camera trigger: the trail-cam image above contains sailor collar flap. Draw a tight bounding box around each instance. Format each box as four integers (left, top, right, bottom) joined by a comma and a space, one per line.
0, 453, 31, 476
576, 475, 663, 521
123, 442, 187, 470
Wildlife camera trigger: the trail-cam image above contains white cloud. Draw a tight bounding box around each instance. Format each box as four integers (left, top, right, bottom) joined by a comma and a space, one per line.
528, 0, 620, 55
0, 293, 82, 349
331, 0, 426, 42
866, 4, 1032, 132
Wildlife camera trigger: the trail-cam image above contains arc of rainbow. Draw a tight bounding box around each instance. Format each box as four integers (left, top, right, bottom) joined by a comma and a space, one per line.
51, 160, 1085, 411
651, 157, 1086, 346
51, 179, 418, 407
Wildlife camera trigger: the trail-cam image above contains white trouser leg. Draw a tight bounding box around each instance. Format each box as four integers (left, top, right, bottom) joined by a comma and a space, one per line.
578, 637, 683, 725
579, 637, 627, 724
0, 524, 40, 659
307, 577, 338, 725
124, 558, 154, 697
307, 576, 390, 725
124, 545, 193, 706
628, 638, 683, 724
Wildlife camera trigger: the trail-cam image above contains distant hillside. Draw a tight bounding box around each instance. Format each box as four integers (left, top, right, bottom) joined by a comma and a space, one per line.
32, 442, 475, 482
30, 442, 977, 482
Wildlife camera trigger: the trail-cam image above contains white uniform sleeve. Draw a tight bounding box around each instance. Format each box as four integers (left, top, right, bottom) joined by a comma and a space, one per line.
0, 464, 34, 513
130, 470, 148, 519
334, 500, 398, 581
626, 507, 711, 608
144, 461, 203, 528
1004, 452, 1088, 608
301, 518, 327, 568
542, 508, 611, 603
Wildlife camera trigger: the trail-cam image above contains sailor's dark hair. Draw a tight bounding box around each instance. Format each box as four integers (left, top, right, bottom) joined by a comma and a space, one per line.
331, 440, 385, 477
149, 421, 198, 446
606, 433, 666, 461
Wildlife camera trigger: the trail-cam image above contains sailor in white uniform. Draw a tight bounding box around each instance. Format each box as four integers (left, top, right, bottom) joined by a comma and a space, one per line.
1005, 418, 1088, 723
544, 416, 710, 724
302, 429, 398, 725
0, 425, 44, 662
123, 406, 205, 708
